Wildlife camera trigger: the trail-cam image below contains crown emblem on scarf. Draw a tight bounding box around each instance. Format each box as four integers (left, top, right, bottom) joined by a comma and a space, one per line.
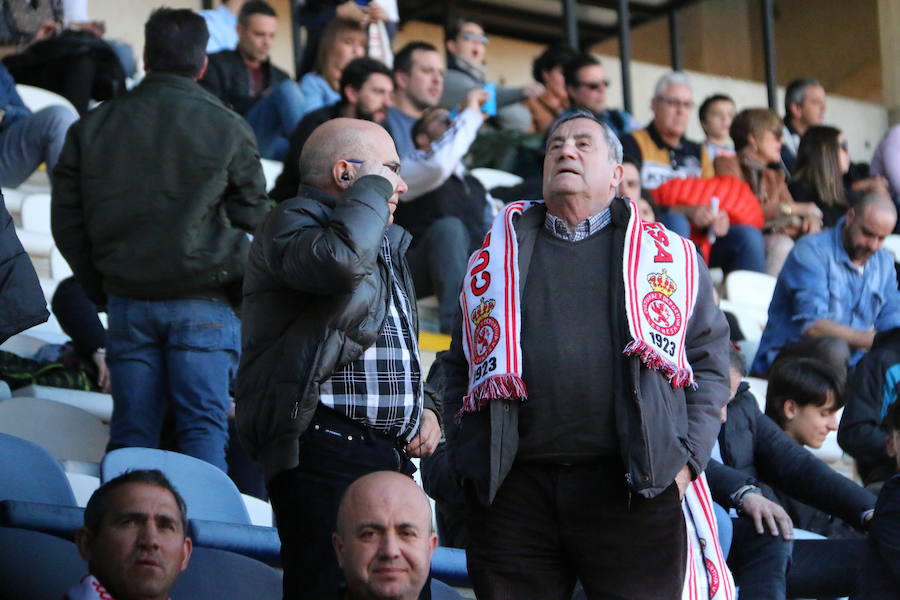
647, 270, 677, 297
471, 298, 496, 325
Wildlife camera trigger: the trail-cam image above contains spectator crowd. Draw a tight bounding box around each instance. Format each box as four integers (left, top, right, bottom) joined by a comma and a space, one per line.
3, 1, 900, 599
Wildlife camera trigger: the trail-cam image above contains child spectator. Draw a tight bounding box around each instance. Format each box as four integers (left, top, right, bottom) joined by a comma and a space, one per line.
699, 93, 736, 160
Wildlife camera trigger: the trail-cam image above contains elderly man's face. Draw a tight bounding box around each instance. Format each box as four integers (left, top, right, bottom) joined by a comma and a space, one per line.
651, 83, 693, 140
543, 117, 623, 209
333, 478, 437, 600
77, 483, 191, 600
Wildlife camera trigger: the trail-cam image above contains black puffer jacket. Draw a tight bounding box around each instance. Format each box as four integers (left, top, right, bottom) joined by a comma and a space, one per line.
0, 191, 49, 342
707, 384, 874, 531
234, 177, 438, 482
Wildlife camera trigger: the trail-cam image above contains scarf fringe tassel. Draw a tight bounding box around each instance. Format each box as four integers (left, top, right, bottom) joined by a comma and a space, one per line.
456, 374, 528, 421
623, 339, 697, 390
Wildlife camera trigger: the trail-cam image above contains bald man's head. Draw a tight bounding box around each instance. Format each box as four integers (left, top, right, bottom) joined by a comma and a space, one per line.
333, 472, 436, 600
299, 118, 398, 193
843, 192, 897, 266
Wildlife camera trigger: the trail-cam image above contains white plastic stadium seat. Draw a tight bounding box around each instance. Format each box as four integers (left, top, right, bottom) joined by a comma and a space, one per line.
0, 396, 109, 463
259, 158, 283, 193
19, 193, 51, 234
15, 84, 78, 116
882, 234, 900, 263
470, 168, 524, 191
724, 270, 777, 312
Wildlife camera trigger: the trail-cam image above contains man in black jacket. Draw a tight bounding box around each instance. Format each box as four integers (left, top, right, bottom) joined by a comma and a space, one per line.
839, 327, 900, 491
708, 354, 874, 599
235, 118, 441, 599
51, 8, 269, 471
200, 0, 302, 160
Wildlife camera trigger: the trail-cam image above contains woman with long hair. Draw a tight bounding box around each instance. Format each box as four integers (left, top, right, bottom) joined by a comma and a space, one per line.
789, 125, 854, 228
716, 107, 822, 275
297, 18, 366, 119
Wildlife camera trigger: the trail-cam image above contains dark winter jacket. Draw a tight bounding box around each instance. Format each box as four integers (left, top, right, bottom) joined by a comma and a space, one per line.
838, 327, 900, 486
200, 49, 290, 115
234, 176, 438, 482
441, 198, 731, 505
707, 384, 875, 532
0, 191, 49, 342
857, 474, 900, 599
51, 73, 269, 306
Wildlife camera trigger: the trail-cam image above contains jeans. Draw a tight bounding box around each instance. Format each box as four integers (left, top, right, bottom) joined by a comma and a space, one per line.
728, 516, 793, 599
0, 106, 77, 187
106, 296, 240, 471
406, 216, 471, 334
243, 79, 306, 161
658, 209, 692, 238
267, 405, 426, 600
709, 224, 767, 274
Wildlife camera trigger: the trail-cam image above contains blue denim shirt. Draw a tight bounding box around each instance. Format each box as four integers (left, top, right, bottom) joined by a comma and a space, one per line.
0, 63, 31, 130
297, 72, 340, 121
752, 219, 900, 374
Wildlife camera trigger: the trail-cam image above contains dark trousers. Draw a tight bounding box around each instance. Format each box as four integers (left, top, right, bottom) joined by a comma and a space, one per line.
728, 516, 793, 599
267, 406, 421, 600
787, 538, 868, 599
465, 460, 686, 600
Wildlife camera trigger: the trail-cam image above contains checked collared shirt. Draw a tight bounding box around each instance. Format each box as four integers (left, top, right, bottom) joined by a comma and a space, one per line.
318, 237, 423, 443
544, 207, 612, 241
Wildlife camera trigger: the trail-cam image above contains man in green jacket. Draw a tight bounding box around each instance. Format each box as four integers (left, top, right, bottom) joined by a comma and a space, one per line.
51, 7, 269, 471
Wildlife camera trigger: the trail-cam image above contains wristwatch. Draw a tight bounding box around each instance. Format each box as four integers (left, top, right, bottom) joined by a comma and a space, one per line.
731, 484, 761, 512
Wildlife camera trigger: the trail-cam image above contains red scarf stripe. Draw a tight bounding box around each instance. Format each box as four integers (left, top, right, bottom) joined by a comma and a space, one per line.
696, 476, 734, 600
504, 206, 516, 372
626, 207, 644, 339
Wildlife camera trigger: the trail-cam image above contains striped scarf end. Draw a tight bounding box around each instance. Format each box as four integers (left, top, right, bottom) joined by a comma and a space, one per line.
455, 375, 528, 422
623, 340, 697, 390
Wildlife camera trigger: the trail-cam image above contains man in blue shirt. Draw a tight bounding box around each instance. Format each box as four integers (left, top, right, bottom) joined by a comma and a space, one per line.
0, 63, 76, 188
752, 193, 900, 375
199, 0, 244, 54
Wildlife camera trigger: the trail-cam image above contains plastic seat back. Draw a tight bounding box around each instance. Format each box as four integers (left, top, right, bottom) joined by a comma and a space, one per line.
101, 448, 251, 525
0, 432, 76, 505
0, 397, 109, 464
171, 546, 281, 599
0, 527, 86, 600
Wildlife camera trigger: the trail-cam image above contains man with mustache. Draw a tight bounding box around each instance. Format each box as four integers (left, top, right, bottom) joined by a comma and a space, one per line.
752, 193, 900, 376
68, 470, 192, 600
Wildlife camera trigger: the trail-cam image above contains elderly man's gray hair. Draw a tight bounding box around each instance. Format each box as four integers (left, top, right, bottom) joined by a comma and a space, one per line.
545, 110, 623, 164
653, 71, 692, 98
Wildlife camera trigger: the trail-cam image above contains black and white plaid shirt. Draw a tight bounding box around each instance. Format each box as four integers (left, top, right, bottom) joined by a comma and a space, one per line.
319, 237, 423, 443
544, 207, 612, 241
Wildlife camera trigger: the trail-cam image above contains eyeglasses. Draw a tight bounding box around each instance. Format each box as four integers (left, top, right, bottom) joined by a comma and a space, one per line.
577, 80, 610, 91
460, 31, 489, 44
346, 159, 402, 174
656, 96, 694, 110
839, 140, 849, 151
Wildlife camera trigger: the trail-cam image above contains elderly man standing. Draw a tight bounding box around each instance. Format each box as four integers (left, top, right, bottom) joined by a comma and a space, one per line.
235, 118, 441, 599
440, 111, 730, 598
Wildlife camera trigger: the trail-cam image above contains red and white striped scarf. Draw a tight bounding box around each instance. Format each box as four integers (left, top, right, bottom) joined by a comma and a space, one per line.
65, 574, 174, 600
458, 199, 698, 416
683, 475, 736, 600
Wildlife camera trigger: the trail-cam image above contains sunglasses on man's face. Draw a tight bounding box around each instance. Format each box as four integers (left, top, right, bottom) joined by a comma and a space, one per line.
577, 80, 610, 91
460, 31, 489, 44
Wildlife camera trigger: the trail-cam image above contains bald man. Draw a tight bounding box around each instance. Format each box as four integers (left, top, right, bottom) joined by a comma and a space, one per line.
333, 472, 438, 600
752, 193, 900, 375
235, 118, 442, 599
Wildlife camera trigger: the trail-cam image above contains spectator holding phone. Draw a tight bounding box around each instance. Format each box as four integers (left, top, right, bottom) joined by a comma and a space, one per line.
438, 18, 542, 116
